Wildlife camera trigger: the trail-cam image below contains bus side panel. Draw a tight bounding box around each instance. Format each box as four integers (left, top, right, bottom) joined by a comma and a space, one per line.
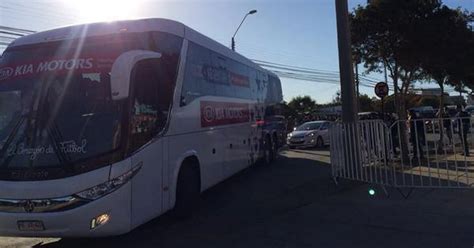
168, 129, 224, 195
223, 120, 255, 179
130, 140, 164, 229
162, 136, 171, 212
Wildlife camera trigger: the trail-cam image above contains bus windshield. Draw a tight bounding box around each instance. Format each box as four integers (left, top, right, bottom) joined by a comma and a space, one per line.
296, 122, 322, 131
0, 31, 182, 181
0, 47, 124, 181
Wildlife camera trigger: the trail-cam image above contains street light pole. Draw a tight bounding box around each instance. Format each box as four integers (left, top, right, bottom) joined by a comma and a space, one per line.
232, 9, 257, 51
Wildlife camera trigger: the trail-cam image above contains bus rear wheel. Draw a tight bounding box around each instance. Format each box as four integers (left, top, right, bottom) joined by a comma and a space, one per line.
174, 161, 200, 219
263, 135, 275, 165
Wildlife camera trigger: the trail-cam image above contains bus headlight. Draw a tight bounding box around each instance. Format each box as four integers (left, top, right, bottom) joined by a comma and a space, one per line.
91, 213, 110, 229
75, 165, 142, 201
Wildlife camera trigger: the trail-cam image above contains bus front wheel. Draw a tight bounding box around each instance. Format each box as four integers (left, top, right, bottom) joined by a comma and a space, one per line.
174, 161, 200, 219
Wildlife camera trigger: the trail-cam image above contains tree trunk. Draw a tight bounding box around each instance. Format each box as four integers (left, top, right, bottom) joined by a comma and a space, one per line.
437, 82, 445, 152
385, 64, 410, 163
394, 72, 410, 163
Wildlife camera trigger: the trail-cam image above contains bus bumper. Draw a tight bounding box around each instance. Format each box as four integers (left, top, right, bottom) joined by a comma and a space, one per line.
0, 183, 131, 237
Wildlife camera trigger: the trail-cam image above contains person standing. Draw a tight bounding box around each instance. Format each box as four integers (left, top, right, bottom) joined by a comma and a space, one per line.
408, 110, 425, 161
437, 107, 453, 145
456, 105, 470, 156
389, 114, 399, 156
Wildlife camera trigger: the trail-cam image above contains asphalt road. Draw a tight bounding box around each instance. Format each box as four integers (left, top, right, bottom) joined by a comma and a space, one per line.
3, 148, 474, 248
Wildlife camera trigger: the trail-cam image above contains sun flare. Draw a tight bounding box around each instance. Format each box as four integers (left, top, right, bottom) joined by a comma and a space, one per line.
63, 0, 142, 23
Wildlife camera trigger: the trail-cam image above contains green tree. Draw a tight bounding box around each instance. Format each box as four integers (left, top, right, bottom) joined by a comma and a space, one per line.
418, 6, 473, 111
287, 95, 317, 120
451, 27, 474, 94
332, 90, 342, 105
351, 0, 442, 120
358, 94, 375, 112
350, 0, 472, 162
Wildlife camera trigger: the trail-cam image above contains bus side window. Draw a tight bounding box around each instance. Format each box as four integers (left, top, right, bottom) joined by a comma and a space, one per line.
129, 59, 162, 152
181, 42, 212, 106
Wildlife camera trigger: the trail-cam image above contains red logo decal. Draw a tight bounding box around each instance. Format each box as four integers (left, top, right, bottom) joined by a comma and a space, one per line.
200, 101, 250, 127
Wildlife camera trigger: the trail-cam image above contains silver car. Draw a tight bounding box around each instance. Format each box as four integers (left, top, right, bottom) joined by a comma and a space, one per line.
287, 121, 331, 149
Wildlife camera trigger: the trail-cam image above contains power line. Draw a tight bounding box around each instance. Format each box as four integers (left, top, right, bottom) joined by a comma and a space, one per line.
254, 59, 340, 74
0, 25, 35, 34
0, 30, 30, 36
253, 60, 377, 88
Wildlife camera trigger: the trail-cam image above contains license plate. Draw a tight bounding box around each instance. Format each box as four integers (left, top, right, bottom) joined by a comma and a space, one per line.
17, 220, 45, 231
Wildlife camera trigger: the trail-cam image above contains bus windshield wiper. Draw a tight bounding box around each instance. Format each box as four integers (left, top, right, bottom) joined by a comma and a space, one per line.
0, 115, 27, 168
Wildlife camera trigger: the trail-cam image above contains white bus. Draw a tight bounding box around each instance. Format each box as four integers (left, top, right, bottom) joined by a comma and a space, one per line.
0, 18, 283, 237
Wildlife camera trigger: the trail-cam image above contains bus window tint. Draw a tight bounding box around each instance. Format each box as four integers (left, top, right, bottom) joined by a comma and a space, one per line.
230, 62, 251, 99
210, 53, 234, 98
151, 32, 183, 107
266, 75, 282, 104
181, 42, 213, 106
182, 42, 264, 105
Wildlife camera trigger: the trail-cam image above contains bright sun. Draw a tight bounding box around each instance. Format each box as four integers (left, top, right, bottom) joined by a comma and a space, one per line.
63, 0, 142, 23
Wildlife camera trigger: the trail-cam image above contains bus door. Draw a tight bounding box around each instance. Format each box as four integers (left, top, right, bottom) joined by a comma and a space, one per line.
128, 58, 168, 226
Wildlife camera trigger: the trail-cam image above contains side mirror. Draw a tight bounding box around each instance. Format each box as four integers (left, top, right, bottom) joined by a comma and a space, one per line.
110, 50, 162, 100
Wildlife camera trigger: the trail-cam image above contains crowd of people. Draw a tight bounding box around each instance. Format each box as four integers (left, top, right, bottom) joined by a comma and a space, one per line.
403, 104, 471, 160
288, 105, 472, 160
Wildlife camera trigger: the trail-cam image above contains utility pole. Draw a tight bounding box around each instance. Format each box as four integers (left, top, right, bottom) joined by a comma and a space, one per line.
335, 0, 360, 180
354, 63, 360, 111
335, 0, 357, 123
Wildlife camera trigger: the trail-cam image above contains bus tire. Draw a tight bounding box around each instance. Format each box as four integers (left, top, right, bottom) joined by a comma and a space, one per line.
174, 160, 200, 219
273, 133, 279, 149
263, 135, 275, 165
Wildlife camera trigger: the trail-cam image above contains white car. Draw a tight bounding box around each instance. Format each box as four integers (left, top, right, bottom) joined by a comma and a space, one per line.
287, 121, 331, 149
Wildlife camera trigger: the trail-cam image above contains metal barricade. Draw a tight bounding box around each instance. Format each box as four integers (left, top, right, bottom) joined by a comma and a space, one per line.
330, 117, 474, 188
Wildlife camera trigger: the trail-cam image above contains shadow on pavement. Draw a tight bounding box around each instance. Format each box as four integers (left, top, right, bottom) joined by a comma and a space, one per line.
31, 150, 474, 248
35, 153, 345, 248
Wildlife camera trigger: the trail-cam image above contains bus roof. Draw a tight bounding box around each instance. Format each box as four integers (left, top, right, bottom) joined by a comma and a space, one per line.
6, 18, 276, 77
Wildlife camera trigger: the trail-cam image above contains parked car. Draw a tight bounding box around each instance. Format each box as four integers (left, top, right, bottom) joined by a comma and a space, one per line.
287, 121, 331, 149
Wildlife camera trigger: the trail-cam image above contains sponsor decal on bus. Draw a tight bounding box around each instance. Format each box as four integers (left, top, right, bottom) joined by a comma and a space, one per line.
200, 101, 250, 127
0, 67, 14, 80
5, 139, 88, 160
230, 72, 250, 87
0, 56, 115, 81
190, 64, 249, 87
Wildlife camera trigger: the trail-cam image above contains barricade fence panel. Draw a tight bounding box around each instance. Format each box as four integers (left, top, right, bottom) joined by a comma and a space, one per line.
330, 117, 474, 188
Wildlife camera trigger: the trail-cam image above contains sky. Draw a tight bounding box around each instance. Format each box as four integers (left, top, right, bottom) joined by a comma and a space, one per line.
0, 0, 473, 103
